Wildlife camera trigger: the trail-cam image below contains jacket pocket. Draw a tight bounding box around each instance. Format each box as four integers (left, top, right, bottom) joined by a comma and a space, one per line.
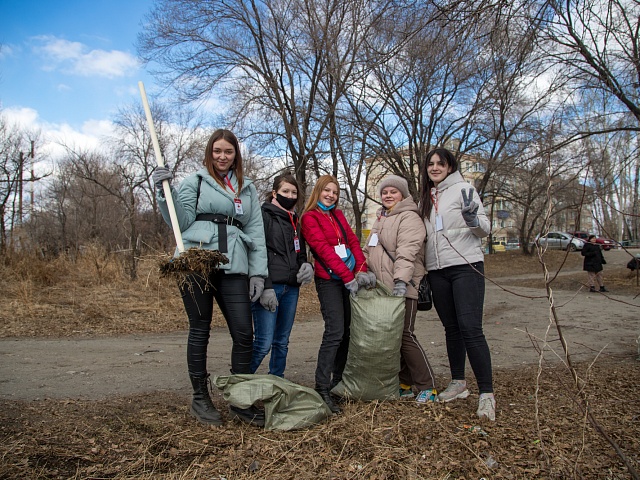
237, 231, 256, 251
182, 224, 216, 244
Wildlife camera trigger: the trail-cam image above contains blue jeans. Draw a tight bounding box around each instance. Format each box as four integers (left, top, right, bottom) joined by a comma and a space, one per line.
429, 262, 493, 394
250, 283, 300, 377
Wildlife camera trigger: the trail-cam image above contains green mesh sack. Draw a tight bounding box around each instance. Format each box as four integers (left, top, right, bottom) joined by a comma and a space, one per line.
331, 282, 405, 401
214, 374, 331, 431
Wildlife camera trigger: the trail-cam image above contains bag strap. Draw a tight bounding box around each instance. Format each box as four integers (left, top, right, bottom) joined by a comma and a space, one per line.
196, 175, 203, 212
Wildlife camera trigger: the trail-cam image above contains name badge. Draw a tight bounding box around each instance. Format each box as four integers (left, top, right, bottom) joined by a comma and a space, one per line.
294, 236, 301, 252
334, 244, 347, 258
368, 233, 379, 247
234, 198, 243, 215
435, 214, 443, 232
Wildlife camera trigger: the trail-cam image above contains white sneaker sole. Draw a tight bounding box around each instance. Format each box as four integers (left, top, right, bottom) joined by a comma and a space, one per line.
437, 389, 470, 403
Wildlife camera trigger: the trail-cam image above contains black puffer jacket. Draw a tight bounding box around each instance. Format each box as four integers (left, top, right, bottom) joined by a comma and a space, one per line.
262, 202, 307, 288
582, 242, 605, 273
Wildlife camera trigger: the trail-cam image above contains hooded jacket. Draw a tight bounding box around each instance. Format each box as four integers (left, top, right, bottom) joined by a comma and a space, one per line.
157, 168, 268, 278
582, 242, 605, 273
424, 171, 490, 271
301, 208, 367, 283
363, 196, 426, 299
261, 201, 307, 288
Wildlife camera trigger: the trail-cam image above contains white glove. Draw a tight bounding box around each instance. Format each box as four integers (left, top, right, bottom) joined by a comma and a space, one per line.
345, 279, 359, 298
249, 277, 265, 303
259, 288, 278, 312
392, 280, 407, 297
356, 271, 377, 289
296, 262, 314, 285
152, 165, 172, 189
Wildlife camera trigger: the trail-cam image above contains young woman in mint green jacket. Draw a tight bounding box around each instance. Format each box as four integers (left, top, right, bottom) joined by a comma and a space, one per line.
153, 129, 267, 427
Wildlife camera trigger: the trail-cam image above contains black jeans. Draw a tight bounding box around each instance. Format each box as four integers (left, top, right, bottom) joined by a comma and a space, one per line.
429, 262, 493, 393
314, 277, 352, 389
180, 272, 253, 376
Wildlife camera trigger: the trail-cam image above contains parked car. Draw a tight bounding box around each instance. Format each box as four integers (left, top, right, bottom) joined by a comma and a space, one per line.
533, 232, 586, 251
505, 239, 521, 251
568, 231, 616, 251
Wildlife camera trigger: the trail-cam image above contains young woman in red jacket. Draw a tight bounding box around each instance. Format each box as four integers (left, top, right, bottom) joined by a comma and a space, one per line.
300, 175, 376, 413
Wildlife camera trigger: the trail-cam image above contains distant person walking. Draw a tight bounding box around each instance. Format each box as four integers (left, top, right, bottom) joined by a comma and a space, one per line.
582, 235, 607, 293
152, 129, 268, 427
419, 147, 496, 421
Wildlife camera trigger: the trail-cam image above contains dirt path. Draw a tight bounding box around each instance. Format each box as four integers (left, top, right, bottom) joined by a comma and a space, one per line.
1, 251, 639, 402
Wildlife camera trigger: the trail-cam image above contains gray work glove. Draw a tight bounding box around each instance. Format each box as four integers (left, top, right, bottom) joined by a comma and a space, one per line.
356, 271, 377, 289
296, 262, 314, 285
461, 187, 479, 227
259, 288, 278, 312
249, 276, 265, 303
152, 165, 172, 190
345, 279, 359, 298
392, 280, 407, 297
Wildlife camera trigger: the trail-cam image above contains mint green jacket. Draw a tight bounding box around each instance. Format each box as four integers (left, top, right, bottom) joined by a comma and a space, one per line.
158, 168, 268, 278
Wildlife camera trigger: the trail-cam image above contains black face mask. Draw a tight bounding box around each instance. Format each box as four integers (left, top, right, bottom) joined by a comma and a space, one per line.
276, 193, 298, 211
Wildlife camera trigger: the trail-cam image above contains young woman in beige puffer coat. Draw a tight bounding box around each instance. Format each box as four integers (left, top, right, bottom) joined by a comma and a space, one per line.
363, 175, 437, 403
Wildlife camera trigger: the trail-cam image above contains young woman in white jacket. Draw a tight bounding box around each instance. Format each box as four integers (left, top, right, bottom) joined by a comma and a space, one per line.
419, 147, 496, 421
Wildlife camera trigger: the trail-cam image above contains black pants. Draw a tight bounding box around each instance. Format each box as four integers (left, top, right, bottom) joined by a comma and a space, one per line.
180, 272, 253, 376
314, 277, 351, 388
429, 262, 493, 394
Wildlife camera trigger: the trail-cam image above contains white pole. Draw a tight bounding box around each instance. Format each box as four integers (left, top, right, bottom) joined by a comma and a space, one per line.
138, 81, 186, 253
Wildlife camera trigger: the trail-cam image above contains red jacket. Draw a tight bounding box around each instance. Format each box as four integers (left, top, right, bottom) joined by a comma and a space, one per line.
301, 208, 367, 282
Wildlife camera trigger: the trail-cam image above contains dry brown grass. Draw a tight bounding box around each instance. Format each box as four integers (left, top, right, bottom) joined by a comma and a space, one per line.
1, 360, 638, 479
1, 249, 639, 478
2, 249, 637, 338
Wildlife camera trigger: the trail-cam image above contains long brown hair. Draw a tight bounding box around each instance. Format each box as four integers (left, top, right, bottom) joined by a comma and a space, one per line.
203, 129, 243, 192
303, 175, 340, 213
419, 148, 458, 218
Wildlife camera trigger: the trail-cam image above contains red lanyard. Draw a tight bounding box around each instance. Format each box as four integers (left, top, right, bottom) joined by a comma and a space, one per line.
327, 213, 342, 245
223, 175, 235, 194
430, 187, 439, 214
287, 212, 298, 235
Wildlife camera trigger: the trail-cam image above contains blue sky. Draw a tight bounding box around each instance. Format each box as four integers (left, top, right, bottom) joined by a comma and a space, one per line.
0, 0, 158, 152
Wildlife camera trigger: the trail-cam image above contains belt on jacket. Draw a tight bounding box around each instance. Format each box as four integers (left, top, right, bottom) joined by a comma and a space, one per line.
195, 213, 243, 253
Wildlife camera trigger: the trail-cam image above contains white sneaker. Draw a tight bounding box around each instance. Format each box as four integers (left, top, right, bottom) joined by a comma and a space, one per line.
437, 380, 469, 403
477, 393, 496, 421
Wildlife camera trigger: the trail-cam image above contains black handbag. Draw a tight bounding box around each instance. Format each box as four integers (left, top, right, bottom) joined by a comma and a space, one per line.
416, 274, 433, 311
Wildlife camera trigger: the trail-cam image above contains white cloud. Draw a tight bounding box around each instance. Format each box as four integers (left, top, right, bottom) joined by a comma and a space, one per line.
2, 106, 115, 159
57, 84, 72, 92
33, 35, 140, 78
0, 44, 16, 60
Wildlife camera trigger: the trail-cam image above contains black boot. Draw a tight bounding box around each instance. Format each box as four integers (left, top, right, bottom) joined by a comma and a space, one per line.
589, 286, 596, 292
189, 375, 223, 425
229, 405, 265, 427
316, 386, 341, 414
600, 286, 608, 292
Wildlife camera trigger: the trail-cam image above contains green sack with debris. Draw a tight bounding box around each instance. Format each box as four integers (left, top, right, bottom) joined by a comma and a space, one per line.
214, 374, 332, 430
331, 282, 405, 401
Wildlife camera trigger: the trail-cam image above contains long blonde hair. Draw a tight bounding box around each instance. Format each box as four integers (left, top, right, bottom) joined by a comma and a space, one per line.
303, 175, 340, 213
203, 129, 244, 192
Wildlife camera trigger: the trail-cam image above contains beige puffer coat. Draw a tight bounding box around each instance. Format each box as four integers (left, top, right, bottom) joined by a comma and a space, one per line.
363, 196, 426, 300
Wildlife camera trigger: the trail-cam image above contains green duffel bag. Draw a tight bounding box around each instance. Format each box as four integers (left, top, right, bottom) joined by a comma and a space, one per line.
331, 282, 405, 401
